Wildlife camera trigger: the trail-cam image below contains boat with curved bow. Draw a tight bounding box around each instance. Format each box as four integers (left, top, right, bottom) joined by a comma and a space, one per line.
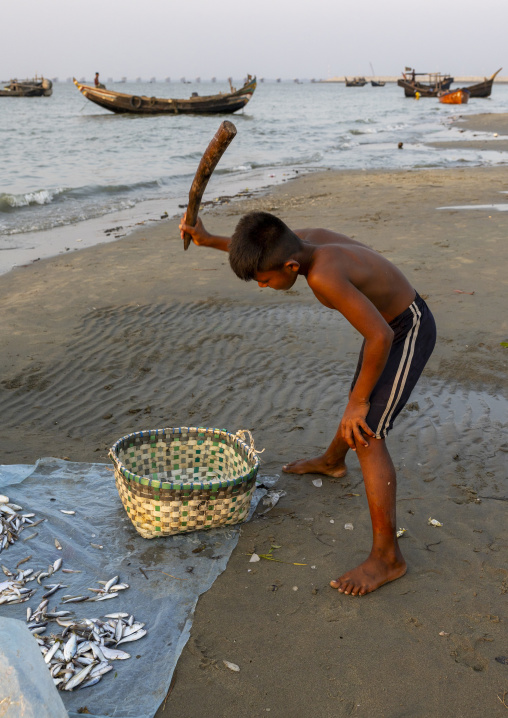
73, 76, 256, 115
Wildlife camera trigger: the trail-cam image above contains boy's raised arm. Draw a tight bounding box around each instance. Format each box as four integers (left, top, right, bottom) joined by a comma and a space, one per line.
179, 216, 231, 252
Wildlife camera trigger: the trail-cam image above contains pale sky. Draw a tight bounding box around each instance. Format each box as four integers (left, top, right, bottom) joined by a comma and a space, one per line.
1, 0, 506, 81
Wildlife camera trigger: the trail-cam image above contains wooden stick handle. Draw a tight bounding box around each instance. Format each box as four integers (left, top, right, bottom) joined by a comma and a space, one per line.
183, 120, 237, 250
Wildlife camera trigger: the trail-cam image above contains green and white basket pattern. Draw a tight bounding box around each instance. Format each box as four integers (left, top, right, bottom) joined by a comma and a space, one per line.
109, 427, 260, 538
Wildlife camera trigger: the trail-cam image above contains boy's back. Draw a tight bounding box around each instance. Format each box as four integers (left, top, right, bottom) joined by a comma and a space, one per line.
294, 228, 416, 322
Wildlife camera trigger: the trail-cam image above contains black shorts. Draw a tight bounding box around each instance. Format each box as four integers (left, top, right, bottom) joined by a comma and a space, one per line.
351, 292, 436, 439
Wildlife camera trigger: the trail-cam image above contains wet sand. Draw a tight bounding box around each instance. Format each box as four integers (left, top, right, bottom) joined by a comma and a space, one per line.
454, 112, 508, 135
429, 112, 508, 151
1, 149, 508, 714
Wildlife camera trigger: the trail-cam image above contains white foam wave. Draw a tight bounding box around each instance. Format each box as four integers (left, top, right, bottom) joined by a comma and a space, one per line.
4, 189, 61, 208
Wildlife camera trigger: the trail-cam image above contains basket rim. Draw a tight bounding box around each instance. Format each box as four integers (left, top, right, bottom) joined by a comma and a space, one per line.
109, 426, 260, 491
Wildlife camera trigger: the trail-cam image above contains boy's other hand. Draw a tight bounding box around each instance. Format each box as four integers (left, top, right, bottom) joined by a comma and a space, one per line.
179, 216, 211, 246
340, 400, 375, 450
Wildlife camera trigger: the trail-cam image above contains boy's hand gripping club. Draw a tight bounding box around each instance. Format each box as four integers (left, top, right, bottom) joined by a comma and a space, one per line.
182, 120, 237, 250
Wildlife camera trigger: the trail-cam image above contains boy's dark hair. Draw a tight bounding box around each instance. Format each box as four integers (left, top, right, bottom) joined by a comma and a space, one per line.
229, 211, 301, 280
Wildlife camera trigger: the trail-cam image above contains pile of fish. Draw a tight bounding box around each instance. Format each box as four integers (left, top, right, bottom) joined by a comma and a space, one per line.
0, 494, 45, 552
0, 565, 38, 605
0, 494, 147, 691
1, 557, 66, 606
34, 611, 147, 690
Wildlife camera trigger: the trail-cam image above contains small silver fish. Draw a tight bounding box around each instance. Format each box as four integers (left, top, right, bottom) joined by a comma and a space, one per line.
90, 643, 106, 663
45, 611, 73, 618
99, 645, 131, 660
42, 584, 66, 599
114, 620, 123, 642
16, 555, 32, 568
63, 633, 77, 661
63, 663, 94, 691
79, 676, 102, 689
54, 538, 63, 550
116, 628, 147, 645
29, 518, 46, 527
92, 592, 119, 602
59, 510, 75, 515
44, 641, 61, 664
22, 532, 38, 542
90, 662, 113, 678
104, 576, 119, 593
104, 612, 129, 619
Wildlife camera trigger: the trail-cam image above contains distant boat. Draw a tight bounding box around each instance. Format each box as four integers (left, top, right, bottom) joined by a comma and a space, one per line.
369, 63, 385, 87
345, 77, 367, 87
438, 88, 470, 105
397, 69, 453, 97
459, 68, 502, 98
0, 76, 52, 97
73, 75, 257, 115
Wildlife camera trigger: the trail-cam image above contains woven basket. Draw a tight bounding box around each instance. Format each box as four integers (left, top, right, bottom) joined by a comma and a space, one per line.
109, 427, 260, 539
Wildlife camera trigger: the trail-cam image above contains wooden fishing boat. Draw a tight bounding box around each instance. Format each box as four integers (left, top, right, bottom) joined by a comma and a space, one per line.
368, 63, 385, 87
460, 68, 502, 98
397, 70, 453, 97
345, 77, 367, 87
438, 88, 470, 105
73, 76, 256, 115
0, 77, 52, 97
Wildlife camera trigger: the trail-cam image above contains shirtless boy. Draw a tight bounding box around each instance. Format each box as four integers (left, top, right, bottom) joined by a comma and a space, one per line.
180, 211, 436, 596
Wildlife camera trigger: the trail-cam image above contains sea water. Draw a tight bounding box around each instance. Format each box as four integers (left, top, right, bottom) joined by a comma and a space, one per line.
1, 79, 507, 274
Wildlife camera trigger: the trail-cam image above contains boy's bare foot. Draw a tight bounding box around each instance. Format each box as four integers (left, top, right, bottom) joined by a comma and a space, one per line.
282, 455, 347, 478
330, 553, 407, 596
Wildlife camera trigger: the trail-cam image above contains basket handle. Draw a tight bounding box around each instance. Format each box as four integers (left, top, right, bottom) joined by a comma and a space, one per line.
108, 449, 120, 468
234, 429, 264, 463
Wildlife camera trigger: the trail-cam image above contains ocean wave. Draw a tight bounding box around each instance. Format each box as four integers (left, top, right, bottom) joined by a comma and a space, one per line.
0, 189, 63, 211
0, 178, 171, 215
349, 128, 378, 136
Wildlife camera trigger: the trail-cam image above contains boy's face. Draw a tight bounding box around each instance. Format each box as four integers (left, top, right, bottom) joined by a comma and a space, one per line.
256, 262, 299, 291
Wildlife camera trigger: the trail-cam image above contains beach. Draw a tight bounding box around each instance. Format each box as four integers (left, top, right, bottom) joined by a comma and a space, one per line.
1, 116, 508, 717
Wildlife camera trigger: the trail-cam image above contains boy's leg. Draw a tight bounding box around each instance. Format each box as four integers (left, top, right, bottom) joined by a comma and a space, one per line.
283, 390, 353, 478
330, 437, 406, 596
282, 428, 350, 478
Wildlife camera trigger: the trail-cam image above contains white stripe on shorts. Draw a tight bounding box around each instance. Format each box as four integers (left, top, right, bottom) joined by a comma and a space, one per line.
374, 300, 422, 438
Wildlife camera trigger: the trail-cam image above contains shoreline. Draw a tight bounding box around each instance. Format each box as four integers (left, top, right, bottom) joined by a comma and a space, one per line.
0, 165, 302, 277
1, 121, 507, 717
2, 111, 508, 277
